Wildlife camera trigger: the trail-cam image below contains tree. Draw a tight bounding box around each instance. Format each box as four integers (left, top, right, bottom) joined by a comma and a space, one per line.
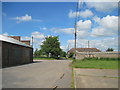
68, 53, 74, 58
34, 48, 40, 57
40, 36, 61, 58
60, 51, 66, 57
106, 48, 114, 52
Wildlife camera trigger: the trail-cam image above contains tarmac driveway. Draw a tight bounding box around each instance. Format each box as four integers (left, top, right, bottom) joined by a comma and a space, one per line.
2, 60, 72, 88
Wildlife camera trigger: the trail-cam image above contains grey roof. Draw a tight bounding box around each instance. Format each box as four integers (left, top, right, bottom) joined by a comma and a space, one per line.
68, 48, 101, 53
0, 35, 31, 47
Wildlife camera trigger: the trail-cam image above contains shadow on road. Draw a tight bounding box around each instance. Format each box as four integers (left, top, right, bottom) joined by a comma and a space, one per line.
2, 61, 43, 69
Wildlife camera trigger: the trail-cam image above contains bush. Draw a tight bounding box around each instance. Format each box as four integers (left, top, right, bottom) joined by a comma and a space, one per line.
68, 53, 74, 58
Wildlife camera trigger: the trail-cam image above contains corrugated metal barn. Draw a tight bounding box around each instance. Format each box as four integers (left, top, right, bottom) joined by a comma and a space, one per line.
0, 35, 33, 68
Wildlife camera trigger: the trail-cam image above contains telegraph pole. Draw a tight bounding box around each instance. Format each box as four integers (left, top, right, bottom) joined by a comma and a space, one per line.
74, 1, 78, 60
74, 23, 77, 59
74, 0, 82, 59
88, 40, 90, 58
88, 40, 89, 48
32, 36, 33, 48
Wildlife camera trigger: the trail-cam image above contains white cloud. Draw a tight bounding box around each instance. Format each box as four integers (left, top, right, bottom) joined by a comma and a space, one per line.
60, 46, 67, 51
92, 16, 100, 23
11, 14, 32, 21
2, 32, 9, 36
31, 31, 45, 39
77, 20, 92, 31
86, 2, 118, 12
50, 20, 92, 39
79, 9, 93, 18
84, 0, 119, 2
21, 36, 31, 40
50, 27, 74, 34
68, 10, 76, 18
91, 15, 118, 37
10, 14, 41, 23
99, 15, 118, 30
91, 27, 116, 37
68, 9, 93, 18
76, 20, 92, 38
77, 31, 89, 38
42, 27, 48, 30
21, 31, 45, 50
67, 37, 118, 51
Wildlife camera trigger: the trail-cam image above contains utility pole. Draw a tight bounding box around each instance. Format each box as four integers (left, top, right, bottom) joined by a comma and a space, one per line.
74, 23, 77, 59
66, 44, 70, 58
74, 1, 78, 60
88, 40, 89, 48
32, 36, 33, 48
74, 0, 82, 59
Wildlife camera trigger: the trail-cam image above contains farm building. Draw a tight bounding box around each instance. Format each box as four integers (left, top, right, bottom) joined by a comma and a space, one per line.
68, 48, 101, 54
68, 48, 118, 59
0, 35, 33, 68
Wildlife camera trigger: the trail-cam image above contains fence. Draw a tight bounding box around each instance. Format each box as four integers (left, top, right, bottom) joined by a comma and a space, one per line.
76, 51, 119, 60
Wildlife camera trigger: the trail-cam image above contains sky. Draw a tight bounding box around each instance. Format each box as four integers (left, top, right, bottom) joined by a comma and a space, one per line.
1, 1, 119, 51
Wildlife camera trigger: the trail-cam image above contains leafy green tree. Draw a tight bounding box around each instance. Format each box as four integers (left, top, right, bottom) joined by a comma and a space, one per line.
68, 53, 74, 58
106, 48, 114, 52
34, 48, 40, 57
60, 51, 66, 57
41, 36, 61, 58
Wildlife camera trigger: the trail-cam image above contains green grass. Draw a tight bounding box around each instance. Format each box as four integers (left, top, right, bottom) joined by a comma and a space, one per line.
33, 57, 57, 60
72, 58, 119, 69
71, 68, 75, 88
67, 58, 74, 60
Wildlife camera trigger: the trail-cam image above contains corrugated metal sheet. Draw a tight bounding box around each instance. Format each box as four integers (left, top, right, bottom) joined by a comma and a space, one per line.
2, 41, 33, 68
0, 35, 31, 47
1, 35, 33, 68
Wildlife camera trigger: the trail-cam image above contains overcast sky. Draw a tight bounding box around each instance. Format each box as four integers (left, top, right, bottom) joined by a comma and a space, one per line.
2, 1, 118, 51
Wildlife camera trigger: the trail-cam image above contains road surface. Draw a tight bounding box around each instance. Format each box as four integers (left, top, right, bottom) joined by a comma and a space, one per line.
74, 68, 118, 88
2, 60, 72, 88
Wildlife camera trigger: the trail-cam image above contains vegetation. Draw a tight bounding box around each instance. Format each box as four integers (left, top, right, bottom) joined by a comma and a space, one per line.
71, 68, 75, 88
33, 36, 67, 59
40, 36, 61, 59
60, 51, 66, 57
34, 49, 42, 57
106, 48, 114, 52
72, 58, 119, 69
33, 57, 56, 60
68, 53, 74, 58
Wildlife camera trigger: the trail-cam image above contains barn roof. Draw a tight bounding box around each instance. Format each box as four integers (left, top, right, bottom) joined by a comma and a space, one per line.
0, 35, 31, 48
68, 48, 101, 53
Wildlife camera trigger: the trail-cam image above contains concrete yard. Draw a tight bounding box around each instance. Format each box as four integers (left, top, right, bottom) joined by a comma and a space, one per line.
2, 60, 72, 88
74, 68, 118, 88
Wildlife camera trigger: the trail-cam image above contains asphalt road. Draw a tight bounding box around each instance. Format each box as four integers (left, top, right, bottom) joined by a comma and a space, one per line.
2, 60, 72, 88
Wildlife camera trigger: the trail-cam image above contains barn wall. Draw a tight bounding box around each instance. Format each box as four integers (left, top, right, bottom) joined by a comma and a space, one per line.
2, 41, 33, 68
0, 41, 2, 68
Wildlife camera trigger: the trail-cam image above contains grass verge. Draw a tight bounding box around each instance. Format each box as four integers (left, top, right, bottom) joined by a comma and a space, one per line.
71, 68, 75, 88
33, 57, 56, 60
72, 58, 119, 69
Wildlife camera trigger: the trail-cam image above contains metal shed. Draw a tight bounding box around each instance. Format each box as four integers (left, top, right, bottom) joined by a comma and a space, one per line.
0, 35, 33, 68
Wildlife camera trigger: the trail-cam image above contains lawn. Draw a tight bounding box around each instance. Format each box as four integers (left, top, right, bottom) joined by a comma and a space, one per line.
33, 57, 57, 60
72, 58, 119, 69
